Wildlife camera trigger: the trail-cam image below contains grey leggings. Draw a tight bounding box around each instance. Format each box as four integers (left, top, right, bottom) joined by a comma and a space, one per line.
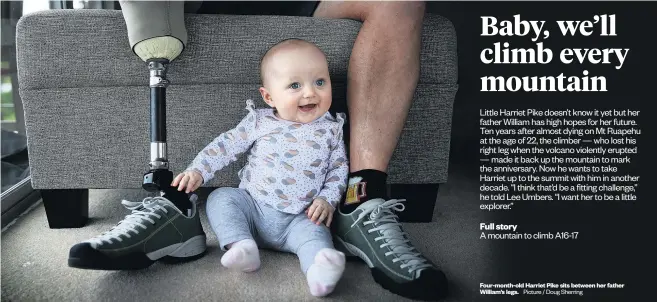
206, 187, 334, 274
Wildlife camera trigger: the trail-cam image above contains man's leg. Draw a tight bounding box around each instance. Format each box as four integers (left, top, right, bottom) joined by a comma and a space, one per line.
314, 1, 421, 209
68, 1, 207, 271
314, 2, 449, 300
315, 1, 421, 174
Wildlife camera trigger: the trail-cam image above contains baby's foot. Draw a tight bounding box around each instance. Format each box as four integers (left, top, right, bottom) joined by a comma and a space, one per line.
221, 239, 260, 272
306, 248, 346, 297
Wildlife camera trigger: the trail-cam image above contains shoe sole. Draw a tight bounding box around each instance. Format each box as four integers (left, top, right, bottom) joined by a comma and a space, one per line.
68, 235, 207, 270
335, 237, 444, 301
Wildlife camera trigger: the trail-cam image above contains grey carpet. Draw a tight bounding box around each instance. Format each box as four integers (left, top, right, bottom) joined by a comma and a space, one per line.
1, 167, 489, 301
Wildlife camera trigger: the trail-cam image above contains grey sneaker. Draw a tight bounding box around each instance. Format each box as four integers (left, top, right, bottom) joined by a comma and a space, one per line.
333, 198, 448, 301
68, 195, 206, 270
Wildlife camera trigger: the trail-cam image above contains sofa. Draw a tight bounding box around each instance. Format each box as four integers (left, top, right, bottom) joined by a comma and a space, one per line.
15, 9, 457, 228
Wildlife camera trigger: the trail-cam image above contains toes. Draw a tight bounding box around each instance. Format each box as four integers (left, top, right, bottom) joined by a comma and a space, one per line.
309, 282, 335, 297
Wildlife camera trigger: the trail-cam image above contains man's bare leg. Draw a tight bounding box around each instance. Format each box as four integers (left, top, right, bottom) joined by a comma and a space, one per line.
314, 2, 448, 300
315, 1, 423, 173
314, 1, 424, 209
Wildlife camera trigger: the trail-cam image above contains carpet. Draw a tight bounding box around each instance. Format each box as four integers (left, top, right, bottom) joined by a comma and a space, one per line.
1, 165, 489, 302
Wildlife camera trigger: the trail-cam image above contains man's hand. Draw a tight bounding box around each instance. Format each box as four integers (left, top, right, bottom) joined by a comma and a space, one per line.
171, 170, 203, 193
306, 198, 335, 227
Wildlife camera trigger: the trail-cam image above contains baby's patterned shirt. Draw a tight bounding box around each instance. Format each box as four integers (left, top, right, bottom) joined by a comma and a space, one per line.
187, 100, 348, 214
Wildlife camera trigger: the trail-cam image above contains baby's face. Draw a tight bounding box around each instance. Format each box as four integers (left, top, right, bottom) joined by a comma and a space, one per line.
260, 46, 332, 124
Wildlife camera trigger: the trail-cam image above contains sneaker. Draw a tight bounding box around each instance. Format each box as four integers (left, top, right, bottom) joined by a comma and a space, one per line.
332, 198, 448, 301
68, 195, 207, 270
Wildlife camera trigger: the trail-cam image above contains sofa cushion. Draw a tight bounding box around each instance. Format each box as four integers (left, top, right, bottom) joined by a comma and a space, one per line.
16, 10, 457, 189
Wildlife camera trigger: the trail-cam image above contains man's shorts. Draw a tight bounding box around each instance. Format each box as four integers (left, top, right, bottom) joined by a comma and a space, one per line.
185, 1, 321, 17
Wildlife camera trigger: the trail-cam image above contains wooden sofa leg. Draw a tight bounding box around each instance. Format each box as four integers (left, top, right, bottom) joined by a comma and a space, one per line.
389, 184, 440, 223
41, 189, 89, 228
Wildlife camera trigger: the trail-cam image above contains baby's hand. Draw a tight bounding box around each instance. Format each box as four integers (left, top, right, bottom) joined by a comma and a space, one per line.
171, 170, 203, 193
306, 198, 334, 227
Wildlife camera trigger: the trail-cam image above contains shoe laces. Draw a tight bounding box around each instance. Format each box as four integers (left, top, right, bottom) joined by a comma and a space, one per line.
86, 196, 179, 247
351, 199, 434, 274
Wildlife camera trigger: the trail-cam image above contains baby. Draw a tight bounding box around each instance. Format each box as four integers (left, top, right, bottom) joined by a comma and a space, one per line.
172, 38, 348, 297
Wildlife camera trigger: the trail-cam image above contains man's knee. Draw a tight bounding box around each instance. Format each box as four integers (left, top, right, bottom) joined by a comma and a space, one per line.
315, 1, 425, 24
364, 1, 425, 22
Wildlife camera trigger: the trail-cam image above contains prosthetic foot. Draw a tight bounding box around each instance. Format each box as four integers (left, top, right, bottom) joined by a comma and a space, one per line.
68, 1, 207, 270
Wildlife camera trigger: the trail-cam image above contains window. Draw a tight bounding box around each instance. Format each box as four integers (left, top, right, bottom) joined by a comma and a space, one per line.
1, 69, 16, 126
1, 0, 47, 227
1, 1, 118, 227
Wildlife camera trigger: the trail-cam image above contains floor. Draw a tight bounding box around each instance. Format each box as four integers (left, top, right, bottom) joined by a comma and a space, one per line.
1, 153, 492, 302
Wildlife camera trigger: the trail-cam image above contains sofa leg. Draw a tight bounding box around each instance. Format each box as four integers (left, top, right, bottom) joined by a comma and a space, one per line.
41, 189, 89, 229
389, 184, 440, 223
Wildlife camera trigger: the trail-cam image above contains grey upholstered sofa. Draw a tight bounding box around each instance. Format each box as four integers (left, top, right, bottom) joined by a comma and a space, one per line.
16, 9, 457, 228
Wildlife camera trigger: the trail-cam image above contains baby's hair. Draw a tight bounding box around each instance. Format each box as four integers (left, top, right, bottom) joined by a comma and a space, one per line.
259, 38, 326, 85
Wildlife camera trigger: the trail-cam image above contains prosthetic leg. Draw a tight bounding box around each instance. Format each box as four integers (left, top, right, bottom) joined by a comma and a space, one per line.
120, 0, 193, 213
67, 2, 206, 270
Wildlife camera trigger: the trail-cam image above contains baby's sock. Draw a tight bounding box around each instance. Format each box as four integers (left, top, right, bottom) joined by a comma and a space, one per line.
306, 248, 346, 297
221, 239, 260, 272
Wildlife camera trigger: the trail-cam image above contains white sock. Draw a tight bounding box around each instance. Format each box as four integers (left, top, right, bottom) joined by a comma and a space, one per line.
220, 239, 260, 272
306, 248, 346, 297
